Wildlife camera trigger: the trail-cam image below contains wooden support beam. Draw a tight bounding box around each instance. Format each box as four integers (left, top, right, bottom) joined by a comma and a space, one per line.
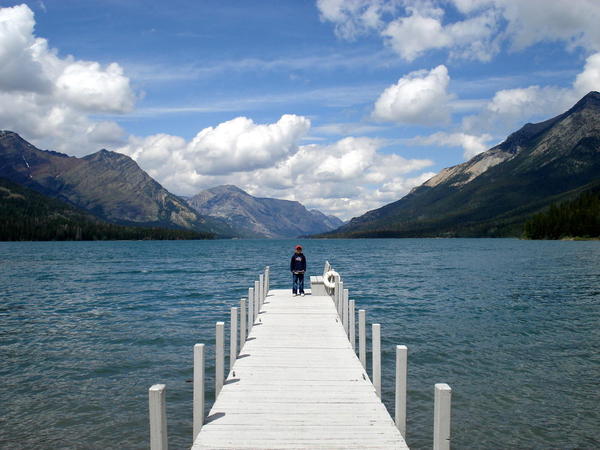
359, 309, 366, 368
372, 323, 381, 398
149, 384, 167, 450
395, 345, 407, 438
434, 383, 452, 450
215, 322, 224, 397
193, 344, 204, 441
349, 300, 356, 350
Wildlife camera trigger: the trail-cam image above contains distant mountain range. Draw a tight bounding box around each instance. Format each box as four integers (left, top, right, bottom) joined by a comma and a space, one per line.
0, 131, 341, 239
324, 91, 600, 238
186, 185, 343, 238
0, 130, 231, 234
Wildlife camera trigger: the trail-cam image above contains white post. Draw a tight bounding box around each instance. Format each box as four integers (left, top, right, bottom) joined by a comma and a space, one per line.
343, 288, 349, 335
215, 322, 224, 397
240, 298, 247, 346
434, 383, 452, 450
395, 345, 408, 438
333, 279, 339, 306
373, 323, 381, 398
193, 344, 204, 441
265, 266, 270, 295
349, 300, 356, 350
230, 307, 238, 370
259, 274, 264, 308
359, 309, 366, 368
323, 261, 329, 276
149, 384, 167, 450
254, 280, 260, 321
338, 281, 344, 316
248, 288, 254, 332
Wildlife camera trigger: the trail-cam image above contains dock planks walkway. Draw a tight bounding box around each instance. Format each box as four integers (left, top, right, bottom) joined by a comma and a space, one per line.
192, 288, 408, 449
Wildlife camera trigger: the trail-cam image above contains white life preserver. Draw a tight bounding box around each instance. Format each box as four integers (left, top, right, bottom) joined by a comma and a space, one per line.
323, 270, 339, 289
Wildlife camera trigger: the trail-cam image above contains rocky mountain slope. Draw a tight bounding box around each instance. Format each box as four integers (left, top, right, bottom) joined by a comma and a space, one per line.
326, 91, 600, 238
0, 177, 212, 240
187, 185, 343, 238
0, 131, 232, 236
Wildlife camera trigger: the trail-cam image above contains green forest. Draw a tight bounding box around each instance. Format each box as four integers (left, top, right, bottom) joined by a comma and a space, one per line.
523, 188, 600, 239
0, 178, 213, 241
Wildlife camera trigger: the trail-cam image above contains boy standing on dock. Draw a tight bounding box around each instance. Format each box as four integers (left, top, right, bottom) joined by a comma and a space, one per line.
290, 245, 306, 296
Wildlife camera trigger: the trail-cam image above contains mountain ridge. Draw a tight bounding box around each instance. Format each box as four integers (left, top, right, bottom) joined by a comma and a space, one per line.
0, 131, 234, 236
187, 185, 343, 238
326, 91, 600, 238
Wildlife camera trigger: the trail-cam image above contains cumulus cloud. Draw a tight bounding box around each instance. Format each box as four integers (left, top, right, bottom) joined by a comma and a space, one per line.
410, 131, 493, 159
372, 65, 454, 125
0, 4, 134, 154
316, 0, 398, 40
120, 114, 311, 185
463, 52, 600, 135
118, 127, 434, 220
318, 0, 600, 61
382, 5, 498, 61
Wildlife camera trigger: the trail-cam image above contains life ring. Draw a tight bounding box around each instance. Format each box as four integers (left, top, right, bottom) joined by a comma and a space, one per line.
323, 270, 339, 289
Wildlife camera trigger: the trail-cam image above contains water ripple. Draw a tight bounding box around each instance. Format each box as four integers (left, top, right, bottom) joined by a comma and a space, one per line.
0, 239, 599, 449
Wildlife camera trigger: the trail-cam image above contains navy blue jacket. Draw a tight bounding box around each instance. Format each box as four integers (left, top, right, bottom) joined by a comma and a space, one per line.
290, 253, 306, 273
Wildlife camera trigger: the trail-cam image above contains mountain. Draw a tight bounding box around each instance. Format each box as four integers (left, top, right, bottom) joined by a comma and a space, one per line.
187, 185, 344, 238
0, 131, 234, 236
326, 91, 600, 238
0, 177, 212, 241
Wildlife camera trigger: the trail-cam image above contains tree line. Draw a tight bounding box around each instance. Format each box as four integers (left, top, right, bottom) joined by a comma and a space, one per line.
523, 188, 600, 239
0, 178, 213, 241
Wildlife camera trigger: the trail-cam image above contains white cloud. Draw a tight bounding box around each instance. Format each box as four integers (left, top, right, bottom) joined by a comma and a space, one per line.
410, 131, 493, 159
55, 61, 134, 113
0, 4, 134, 154
382, 10, 451, 62
573, 52, 600, 96
318, 0, 600, 61
372, 65, 453, 125
316, 0, 397, 40
463, 51, 600, 135
119, 128, 434, 220
496, 0, 600, 53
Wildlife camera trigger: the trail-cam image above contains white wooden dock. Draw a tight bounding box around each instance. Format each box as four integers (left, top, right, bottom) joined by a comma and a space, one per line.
192, 288, 408, 449
148, 263, 452, 450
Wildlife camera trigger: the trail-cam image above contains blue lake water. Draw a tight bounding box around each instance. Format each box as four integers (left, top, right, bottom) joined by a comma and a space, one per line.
1, 239, 599, 449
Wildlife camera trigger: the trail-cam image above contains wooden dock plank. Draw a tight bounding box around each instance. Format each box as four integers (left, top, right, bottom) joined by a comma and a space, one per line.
192, 288, 408, 449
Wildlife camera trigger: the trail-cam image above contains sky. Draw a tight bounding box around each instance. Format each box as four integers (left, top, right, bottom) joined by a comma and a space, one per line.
1, 0, 600, 220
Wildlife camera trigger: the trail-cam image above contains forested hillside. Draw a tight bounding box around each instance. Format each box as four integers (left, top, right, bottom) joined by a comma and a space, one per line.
0, 178, 213, 241
523, 187, 600, 239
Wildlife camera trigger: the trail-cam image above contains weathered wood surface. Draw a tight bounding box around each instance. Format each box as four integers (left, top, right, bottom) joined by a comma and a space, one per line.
192, 289, 408, 449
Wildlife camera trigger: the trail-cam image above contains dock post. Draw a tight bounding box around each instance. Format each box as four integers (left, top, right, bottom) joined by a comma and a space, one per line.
343, 289, 349, 335
216, 322, 224, 397
248, 288, 254, 331
259, 274, 264, 308
149, 384, 167, 450
193, 344, 204, 441
265, 266, 270, 295
240, 298, 247, 346
254, 280, 260, 321
373, 323, 381, 397
433, 383, 452, 450
359, 309, 366, 368
230, 307, 238, 370
338, 281, 344, 316
333, 279, 339, 307
395, 345, 407, 437
349, 300, 355, 350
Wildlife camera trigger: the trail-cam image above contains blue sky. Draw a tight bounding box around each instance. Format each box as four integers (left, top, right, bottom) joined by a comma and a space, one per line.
1, 1, 599, 219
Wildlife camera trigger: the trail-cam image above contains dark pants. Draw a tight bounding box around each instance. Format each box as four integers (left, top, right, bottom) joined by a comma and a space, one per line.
292, 272, 304, 294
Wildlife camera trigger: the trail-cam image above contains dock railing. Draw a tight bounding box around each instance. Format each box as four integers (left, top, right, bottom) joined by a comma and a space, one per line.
148, 262, 452, 450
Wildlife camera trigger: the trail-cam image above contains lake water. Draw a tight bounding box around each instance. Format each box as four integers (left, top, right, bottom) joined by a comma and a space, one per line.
1, 239, 599, 449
